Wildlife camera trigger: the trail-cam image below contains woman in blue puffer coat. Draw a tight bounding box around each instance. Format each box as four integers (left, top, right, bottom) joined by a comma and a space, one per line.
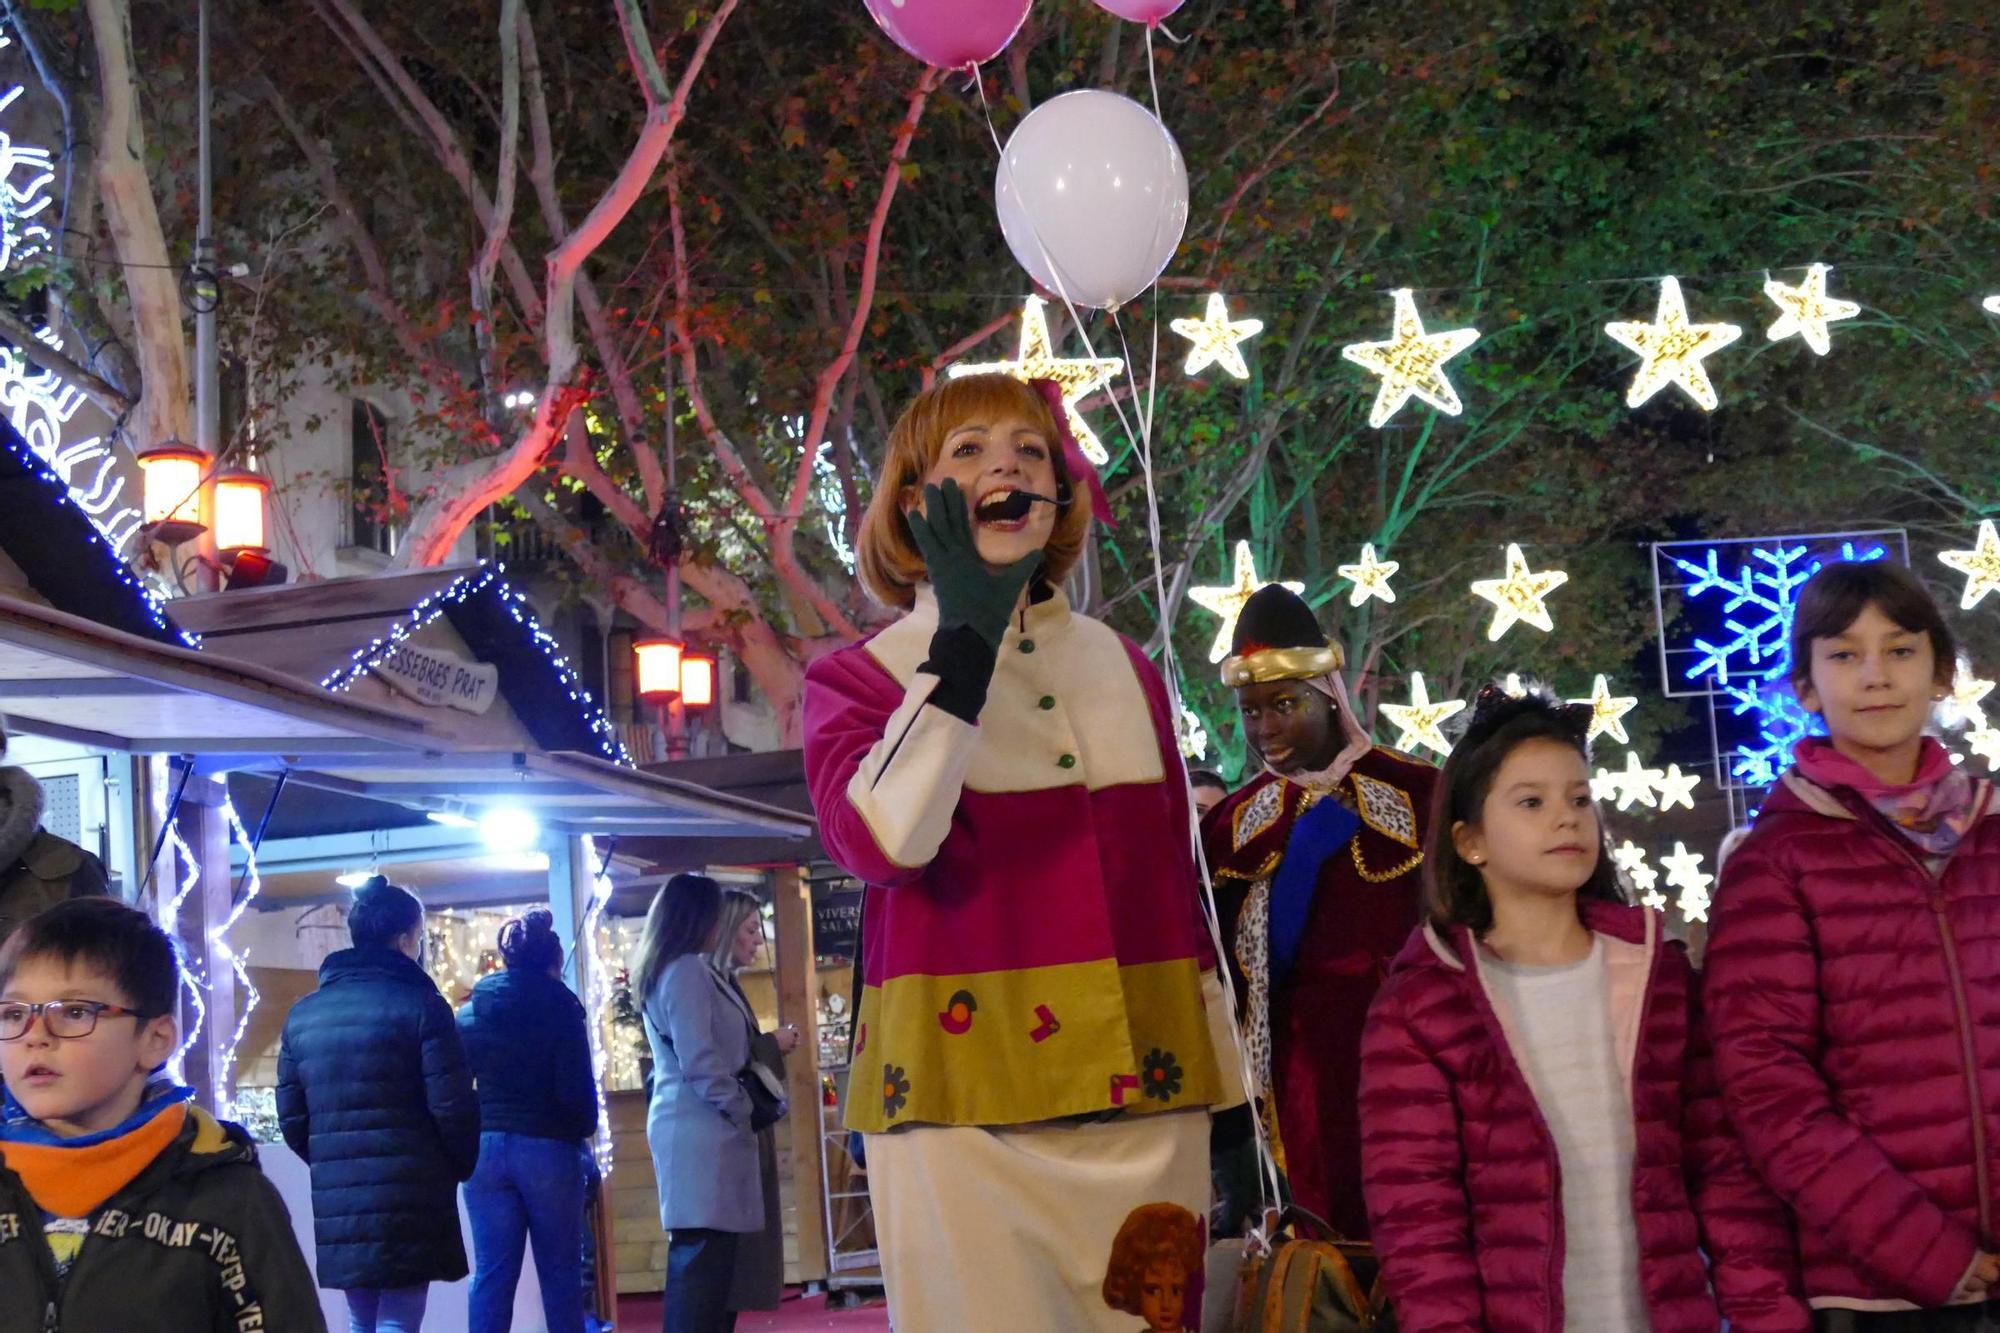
278, 876, 480, 1333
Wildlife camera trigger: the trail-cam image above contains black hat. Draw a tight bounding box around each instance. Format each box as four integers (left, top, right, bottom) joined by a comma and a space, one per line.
1221, 584, 1344, 687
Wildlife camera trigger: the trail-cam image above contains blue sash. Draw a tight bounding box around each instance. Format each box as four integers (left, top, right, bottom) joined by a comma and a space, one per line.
1268, 794, 1362, 986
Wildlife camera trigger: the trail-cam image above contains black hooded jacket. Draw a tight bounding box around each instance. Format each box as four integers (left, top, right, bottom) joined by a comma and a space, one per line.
276, 945, 479, 1290
0, 1107, 327, 1332
455, 967, 597, 1143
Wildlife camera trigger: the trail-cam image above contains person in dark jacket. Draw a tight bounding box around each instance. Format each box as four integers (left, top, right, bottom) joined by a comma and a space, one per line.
0, 897, 326, 1332
0, 715, 108, 952
278, 876, 479, 1333
456, 907, 597, 1333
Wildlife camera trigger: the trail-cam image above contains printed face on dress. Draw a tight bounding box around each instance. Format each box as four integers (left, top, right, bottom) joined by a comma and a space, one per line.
1796, 601, 1947, 759
1237, 679, 1338, 776
913, 410, 1059, 570
0, 957, 176, 1139
1453, 736, 1600, 902
1138, 1261, 1186, 1332
730, 910, 764, 970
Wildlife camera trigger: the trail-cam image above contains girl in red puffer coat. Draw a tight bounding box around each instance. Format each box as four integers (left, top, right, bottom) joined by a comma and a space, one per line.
1360, 685, 1809, 1332
1705, 560, 2000, 1331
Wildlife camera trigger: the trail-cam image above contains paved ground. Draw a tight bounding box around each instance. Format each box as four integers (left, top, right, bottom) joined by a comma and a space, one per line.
614, 1290, 890, 1330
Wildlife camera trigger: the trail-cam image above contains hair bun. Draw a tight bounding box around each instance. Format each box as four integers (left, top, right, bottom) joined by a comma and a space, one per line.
519, 907, 555, 936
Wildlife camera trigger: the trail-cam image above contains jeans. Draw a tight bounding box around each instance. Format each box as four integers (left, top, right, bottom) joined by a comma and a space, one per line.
664, 1229, 739, 1332
1814, 1304, 2000, 1332
345, 1285, 429, 1333
464, 1131, 589, 1333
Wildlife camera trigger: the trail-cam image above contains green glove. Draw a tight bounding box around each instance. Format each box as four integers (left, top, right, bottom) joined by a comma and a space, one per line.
907, 479, 1045, 651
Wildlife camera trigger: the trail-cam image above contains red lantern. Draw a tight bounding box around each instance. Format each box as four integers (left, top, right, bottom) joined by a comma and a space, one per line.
633, 637, 685, 702
680, 653, 716, 710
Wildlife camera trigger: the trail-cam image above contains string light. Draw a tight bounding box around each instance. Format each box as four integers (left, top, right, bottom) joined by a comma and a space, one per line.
1339, 287, 1481, 428
1169, 292, 1264, 380
1337, 543, 1400, 607
1653, 763, 1701, 812
1599, 750, 1665, 811
1571, 674, 1638, 745
1938, 521, 2000, 611
1763, 263, 1860, 356
320, 563, 629, 763
1660, 841, 1714, 924
1379, 672, 1464, 756
579, 836, 617, 1176
1469, 543, 1568, 641
209, 796, 263, 1119
150, 756, 206, 1078
948, 295, 1123, 466
0, 426, 194, 646
1188, 539, 1303, 664
1604, 276, 1742, 410
1938, 657, 1996, 732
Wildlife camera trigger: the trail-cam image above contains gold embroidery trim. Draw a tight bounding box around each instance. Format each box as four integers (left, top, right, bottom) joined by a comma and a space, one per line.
1213, 852, 1283, 884
1352, 839, 1424, 884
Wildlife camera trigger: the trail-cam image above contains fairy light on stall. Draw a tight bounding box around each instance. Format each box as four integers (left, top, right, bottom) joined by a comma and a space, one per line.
150, 755, 207, 1076
319, 563, 629, 764
209, 795, 263, 1118
579, 836, 618, 1176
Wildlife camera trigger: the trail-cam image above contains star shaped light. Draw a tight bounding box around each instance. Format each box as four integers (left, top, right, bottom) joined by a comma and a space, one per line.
1599, 750, 1665, 812
1653, 763, 1701, 812
1590, 768, 1623, 803
1610, 840, 1648, 875
1177, 707, 1209, 761
1763, 263, 1861, 356
1470, 544, 1569, 641
1939, 520, 2000, 611
1340, 288, 1481, 428
1171, 292, 1265, 380
950, 296, 1124, 465
1938, 658, 1995, 732
1965, 726, 2000, 770
1188, 540, 1304, 664
1984, 295, 2000, 316
1379, 672, 1465, 756
1338, 543, 1400, 607
1661, 841, 1714, 923
1570, 674, 1638, 746
1501, 673, 1529, 698
1604, 276, 1742, 410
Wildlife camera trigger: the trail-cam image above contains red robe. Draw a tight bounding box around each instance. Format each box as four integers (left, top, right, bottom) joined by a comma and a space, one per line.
1201, 746, 1436, 1238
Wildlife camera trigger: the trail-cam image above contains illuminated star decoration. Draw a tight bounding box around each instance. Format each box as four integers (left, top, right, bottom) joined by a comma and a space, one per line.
1188, 539, 1304, 664
1470, 543, 1569, 641
1985, 296, 2000, 316
1600, 750, 1665, 812
1965, 725, 2000, 771
1571, 674, 1638, 746
1338, 543, 1400, 607
1589, 768, 1623, 803
1612, 840, 1665, 907
1379, 672, 1465, 757
1501, 673, 1529, 698
1763, 263, 1861, 356
1661, 841, 1715, 924
950, 295, 1123, 466
1178, 707, 1210, 762
1170, 292, 1265, 380
1653, 763, 1701, 812
1604, 275, 1743, 410
1939, 520, 2000, 610
1938, 658, 1996, 732
1340, 287, 1481, 428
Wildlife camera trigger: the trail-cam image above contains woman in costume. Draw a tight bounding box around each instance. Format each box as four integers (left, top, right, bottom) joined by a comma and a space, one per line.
1200, 583, 1435, 1238
803, 372, 1238, 1331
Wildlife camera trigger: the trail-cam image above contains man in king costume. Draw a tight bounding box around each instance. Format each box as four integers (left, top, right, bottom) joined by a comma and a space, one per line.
1201, 584, 1436, 1238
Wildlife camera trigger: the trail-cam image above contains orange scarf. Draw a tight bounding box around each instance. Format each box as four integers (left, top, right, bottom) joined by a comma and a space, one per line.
0, 1102, 186, 1218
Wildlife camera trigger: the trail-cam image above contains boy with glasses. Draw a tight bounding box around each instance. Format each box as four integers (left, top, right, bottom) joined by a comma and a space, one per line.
0, 897, 324, 1331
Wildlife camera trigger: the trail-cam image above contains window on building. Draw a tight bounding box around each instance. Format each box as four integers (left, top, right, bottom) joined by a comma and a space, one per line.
350, 401, 394, 555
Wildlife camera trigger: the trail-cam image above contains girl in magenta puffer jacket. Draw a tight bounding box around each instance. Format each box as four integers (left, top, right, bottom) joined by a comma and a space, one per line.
1705, 561, 2000, 1330
1360, 686, 1809, 1332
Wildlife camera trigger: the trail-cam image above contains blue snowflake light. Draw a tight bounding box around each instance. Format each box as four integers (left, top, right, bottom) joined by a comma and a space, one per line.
1660, 536, 1897, 788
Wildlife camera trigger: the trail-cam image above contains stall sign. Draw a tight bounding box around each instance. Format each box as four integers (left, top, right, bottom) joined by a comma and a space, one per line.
813, 887, 864, 959
370, 641, 500, 714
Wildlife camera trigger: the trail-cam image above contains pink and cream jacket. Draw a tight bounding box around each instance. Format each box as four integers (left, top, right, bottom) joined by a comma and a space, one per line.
802, 586, 1231, 1132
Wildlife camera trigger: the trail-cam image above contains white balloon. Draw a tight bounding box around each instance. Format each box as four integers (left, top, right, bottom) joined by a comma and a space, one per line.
995, 90, 1189, 310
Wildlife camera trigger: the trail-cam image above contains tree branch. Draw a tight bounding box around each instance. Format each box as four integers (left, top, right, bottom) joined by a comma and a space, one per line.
0, 308, 132, 415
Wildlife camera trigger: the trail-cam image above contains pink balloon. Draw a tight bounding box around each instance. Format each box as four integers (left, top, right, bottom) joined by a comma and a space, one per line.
1091, 0, 1187, 21
862, 0, 1033, 69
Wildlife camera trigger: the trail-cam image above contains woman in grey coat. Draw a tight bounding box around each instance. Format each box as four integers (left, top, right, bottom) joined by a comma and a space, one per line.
633, 873, 763, 1333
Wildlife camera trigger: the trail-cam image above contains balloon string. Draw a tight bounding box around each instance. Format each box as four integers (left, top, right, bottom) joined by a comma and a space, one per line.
970, 65, 1007, 158
1156, 19, 1191, 45
1145, 26, 1166, 127
1111, 304, 1284, 1231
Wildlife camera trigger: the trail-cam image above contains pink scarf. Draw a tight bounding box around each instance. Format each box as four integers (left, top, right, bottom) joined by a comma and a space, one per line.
1793, 736, 1981, 856
1262, 672, 1375, 792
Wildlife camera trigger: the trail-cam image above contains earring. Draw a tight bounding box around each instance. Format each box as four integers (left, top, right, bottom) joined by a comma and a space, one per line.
1468, 856, 1484, 865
